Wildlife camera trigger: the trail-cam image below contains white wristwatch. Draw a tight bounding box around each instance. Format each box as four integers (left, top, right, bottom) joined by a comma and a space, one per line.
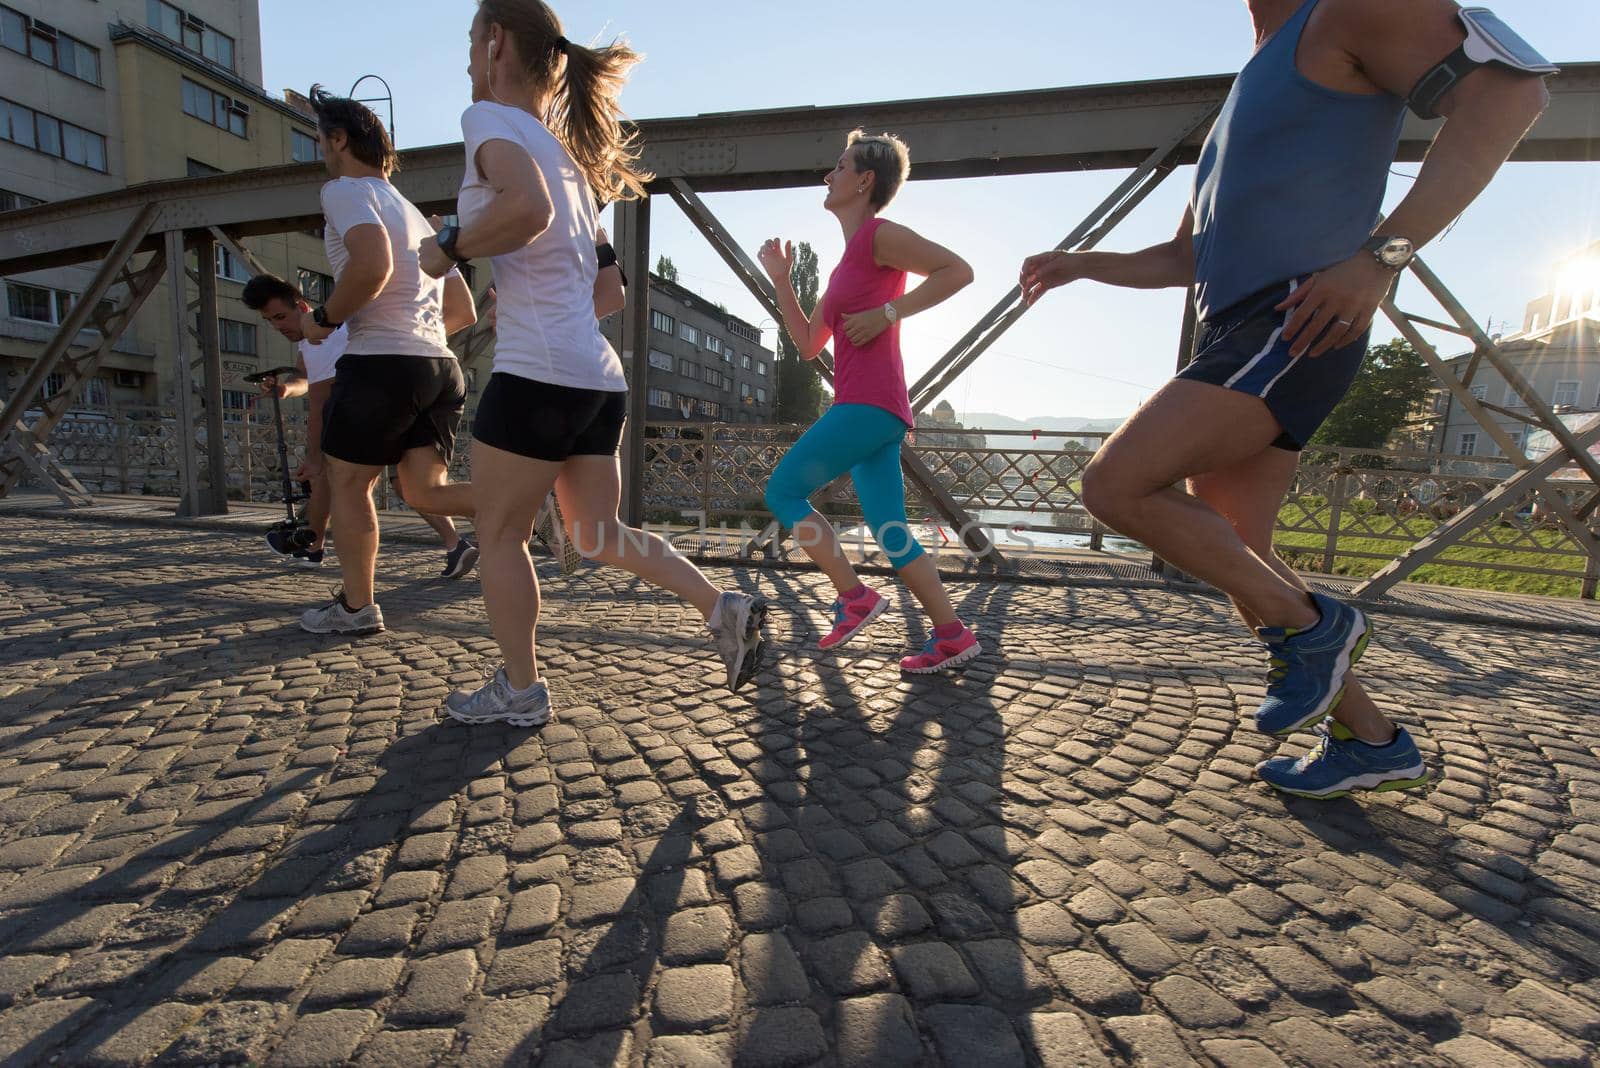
882, 302, 899, 324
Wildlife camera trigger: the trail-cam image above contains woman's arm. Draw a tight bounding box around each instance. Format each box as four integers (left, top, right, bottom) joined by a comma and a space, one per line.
419, 140, 555, 277
841, 222, 974, 346
757, 238, 830, 360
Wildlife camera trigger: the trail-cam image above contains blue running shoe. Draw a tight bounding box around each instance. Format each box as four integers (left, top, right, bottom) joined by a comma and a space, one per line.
1257, 720, 1430, 800
1254, 592, 1372, 736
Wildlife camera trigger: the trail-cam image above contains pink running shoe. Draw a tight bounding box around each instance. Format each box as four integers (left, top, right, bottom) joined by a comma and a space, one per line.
900, 627, 982, 674
818, 588, 888, 650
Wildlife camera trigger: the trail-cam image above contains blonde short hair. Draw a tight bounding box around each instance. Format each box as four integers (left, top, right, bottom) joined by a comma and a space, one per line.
847, 129, 911, 209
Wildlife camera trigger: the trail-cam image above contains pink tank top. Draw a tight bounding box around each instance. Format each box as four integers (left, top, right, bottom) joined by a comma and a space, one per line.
819, 217, 914, 427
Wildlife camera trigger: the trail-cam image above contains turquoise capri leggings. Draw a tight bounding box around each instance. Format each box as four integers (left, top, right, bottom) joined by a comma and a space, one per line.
764, 402, 925, 569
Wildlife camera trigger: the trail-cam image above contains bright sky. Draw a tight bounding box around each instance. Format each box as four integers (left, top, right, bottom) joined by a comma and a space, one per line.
262, 1, 1600, 422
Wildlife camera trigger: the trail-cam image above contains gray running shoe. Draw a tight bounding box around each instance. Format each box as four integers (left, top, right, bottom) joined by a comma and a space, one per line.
300, 590, 384, 635
534, 493, 584, 575
714, 591, 768, 692
441, 539, 479, 580
446, 668, 552, 727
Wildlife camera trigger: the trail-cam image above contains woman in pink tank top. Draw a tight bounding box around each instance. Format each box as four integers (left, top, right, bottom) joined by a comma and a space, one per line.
758, 131, 983, 674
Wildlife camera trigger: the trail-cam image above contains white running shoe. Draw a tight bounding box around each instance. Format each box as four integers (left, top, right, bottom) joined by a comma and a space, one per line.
299, 590, 384, 635
713, 591, 768, 692
446, 668, 552, 727
533, 493, 584, 575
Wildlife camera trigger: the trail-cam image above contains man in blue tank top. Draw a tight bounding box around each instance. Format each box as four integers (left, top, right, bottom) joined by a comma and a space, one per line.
1020, 0, 1552, 799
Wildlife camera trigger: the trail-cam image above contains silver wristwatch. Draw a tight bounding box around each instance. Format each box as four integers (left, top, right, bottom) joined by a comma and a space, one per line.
1363, 235, 1416, 272
882, 302, 899, 323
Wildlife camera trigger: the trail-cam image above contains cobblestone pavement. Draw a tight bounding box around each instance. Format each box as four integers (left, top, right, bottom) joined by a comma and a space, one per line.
2, 519, 1599, 1067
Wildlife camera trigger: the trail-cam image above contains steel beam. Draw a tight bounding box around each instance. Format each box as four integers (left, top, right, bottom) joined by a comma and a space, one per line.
193, 231, 229, 515
5, 66, 1597, 275
165, 230, 203, 516
616, 198, 652, 528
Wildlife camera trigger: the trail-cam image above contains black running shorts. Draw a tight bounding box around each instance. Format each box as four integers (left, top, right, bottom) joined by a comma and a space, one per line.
320, 355, 465, 467
472, 373, 628, 462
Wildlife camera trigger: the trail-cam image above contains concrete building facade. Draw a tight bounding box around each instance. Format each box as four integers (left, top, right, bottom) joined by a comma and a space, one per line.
2, 0, 330, 417
603, 272, 778, 425
1427, 241, 1600, 458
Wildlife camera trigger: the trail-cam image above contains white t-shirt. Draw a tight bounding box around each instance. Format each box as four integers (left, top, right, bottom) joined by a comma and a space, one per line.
320, 176, 453, 359
457, 102, 625, 392
299, 324, 349, 385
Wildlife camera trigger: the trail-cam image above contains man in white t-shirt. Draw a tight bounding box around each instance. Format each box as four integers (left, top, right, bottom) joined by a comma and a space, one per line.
245, 274, 480, 580
292, 89, 480, 635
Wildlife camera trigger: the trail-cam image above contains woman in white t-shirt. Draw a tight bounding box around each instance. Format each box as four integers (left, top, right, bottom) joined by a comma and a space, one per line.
419, 0, 767, 727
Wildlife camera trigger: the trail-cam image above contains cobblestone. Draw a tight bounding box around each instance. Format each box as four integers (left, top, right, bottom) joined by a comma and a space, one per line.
1, 520, 1598, 1065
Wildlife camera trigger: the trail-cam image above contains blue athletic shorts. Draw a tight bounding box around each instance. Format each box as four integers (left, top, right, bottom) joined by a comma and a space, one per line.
1177, 277, 1368, 451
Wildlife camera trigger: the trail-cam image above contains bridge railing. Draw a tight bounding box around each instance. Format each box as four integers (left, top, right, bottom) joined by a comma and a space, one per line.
24, 411, 1598, 597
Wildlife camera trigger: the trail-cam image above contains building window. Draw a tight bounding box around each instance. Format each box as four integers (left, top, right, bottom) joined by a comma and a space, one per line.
148, 1, 234, 70
1468, 384, 1487, 401
5, 280, 83, 325
114, 370, 143, 389
739, 382, 751, 400
756, 360, 767, 377
728, 319, 760, 344
647, 387, 673, 409
756, 387, 767, 403
650, 310, 675, 334
1458, 432, 1477, 457
1553, 380, 1580, 408
1, 98, 107, 171
679, 359, 696, 379
697, 400, 721, 419
0, 187, 42, 213
297, 268, 334, 304
218, 318, 257, 354
740, 354, 751, 371
219, 388, 251, 422
291, 129, 321, 163
647, 349, 673, 371
679, 322, 699, 345
1, 7, 101, 86
705, 335, 722, 355
702, 367, 725, 389
181, 78, 248, 138
42, 371, 65, 396
216, 246, 250, 283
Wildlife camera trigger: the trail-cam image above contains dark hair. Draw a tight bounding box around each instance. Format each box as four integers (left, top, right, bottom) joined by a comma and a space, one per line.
475, 1, 650, 202
309, 84, 399, 175
242, 274, 300, 311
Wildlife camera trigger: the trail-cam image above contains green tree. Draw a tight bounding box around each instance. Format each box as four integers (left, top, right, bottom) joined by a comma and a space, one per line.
655, 255, 678, 282
1309, 339, 1433, 451
775, 241, 828, 424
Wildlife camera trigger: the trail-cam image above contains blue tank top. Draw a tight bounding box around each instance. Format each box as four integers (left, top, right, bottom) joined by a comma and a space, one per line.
1191, 0, 1405, 321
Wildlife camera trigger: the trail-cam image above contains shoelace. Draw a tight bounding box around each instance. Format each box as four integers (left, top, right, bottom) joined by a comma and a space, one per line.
1295, 723, 1336, 771
831, 601, 847, 627
1263, 642, 1297, 688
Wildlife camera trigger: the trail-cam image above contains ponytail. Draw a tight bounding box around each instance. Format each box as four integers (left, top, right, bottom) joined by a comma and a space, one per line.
551, 39, 651, 203
476, 1, 652, 203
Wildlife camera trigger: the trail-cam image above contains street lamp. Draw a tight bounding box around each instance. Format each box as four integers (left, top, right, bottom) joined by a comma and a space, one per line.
349, 75, 396, 141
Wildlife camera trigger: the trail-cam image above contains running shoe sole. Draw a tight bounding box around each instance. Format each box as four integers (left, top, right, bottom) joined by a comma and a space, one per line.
446, 704, 551, 728
1262, 763, 1432, 800
725, 597, 768, 692
901, 640, 983, 675
299, 619, 385, 636
265, 531, 295, 557
1268, 613, 1374, 738
818, 594, 888, 651
442, 544, 480, 581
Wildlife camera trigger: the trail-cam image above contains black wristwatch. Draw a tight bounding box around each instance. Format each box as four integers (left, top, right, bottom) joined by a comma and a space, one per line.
435, 224, 469, 266
596, 242, 627, 286
1363, 235, 1416, 272
312, 306, 341, 329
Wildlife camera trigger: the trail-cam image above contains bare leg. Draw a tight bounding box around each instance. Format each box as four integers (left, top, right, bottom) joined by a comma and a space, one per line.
325, 457, 383, 608
306, 469, 331, 551
1081, 380, 1320, 631
1189, 451, 1397, 745
791, 512, 863, 596
556, 454, 721, 620
394, 446, 476, 519
471, 440, 560, 689
390, 472, 460, 550
896, 554, 957, 627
